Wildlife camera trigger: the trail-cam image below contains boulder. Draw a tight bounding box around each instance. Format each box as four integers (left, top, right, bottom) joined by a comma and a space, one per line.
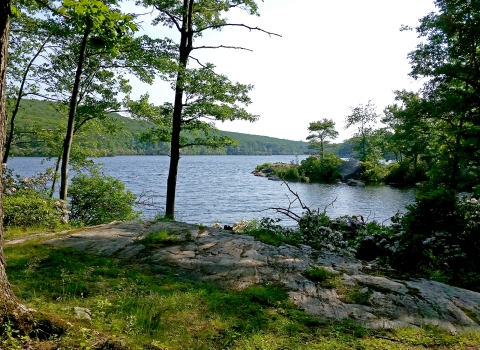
346, 179, 365, 186
340, 159, 362, 180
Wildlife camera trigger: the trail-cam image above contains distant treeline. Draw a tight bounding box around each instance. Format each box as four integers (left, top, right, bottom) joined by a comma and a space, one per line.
7, 99, 355, 157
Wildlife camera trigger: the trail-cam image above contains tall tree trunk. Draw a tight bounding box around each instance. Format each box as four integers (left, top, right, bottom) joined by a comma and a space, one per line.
0, 0, 33, 327
3, 37, 50, 164
165, 0, 193, 219
59, 27, 90, 200
50, 152, 62, 198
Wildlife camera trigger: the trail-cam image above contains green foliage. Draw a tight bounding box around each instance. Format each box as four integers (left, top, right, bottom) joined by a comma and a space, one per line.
299, 153, 343, 182
68, 167, 139, 225
2, 167, 67, 230
3, 195, 65, 229
304, 267, 340, 288
243, 284, 289, 307
255, 162, 272, 171
356, 190, 480, 291
244, 217, 302, 246
345, 100, 379, 161
340, 285, 373, 305
275, 165, 301, 181
360, 157, 388, 182
141, 230, 180, 245
306, 119, 339, 159
384, 160, 427, 185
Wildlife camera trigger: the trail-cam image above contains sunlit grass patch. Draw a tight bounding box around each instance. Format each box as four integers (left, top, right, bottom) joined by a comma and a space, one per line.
141, 230, 180, 245
3, 224, 72, 240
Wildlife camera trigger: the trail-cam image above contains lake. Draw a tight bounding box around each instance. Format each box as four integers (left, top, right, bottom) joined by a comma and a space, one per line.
7, 155, 417, 226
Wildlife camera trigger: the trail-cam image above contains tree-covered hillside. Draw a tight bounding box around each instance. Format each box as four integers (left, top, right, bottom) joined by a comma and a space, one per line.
6, 99, 310, 156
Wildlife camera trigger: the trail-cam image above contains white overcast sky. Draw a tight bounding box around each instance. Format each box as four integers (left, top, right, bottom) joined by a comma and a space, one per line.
126, 0, 437, 142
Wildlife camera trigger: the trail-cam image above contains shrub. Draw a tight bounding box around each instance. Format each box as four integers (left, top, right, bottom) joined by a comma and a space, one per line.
299, 154, 342, 182
2, 167, 67, 230
359, 190, 480, 291
360, 157, 388, 183
298, 211, 363, 256
384, 160, 427, 186
69, 168, 139, 225
244, 217, 301, 246
255, 162, 272, 171
3, 194, 66, 229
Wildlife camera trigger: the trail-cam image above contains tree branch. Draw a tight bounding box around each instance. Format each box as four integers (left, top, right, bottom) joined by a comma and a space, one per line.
192, 45, 252, 52
195, 23, 281, 37
155, 7, 182, 32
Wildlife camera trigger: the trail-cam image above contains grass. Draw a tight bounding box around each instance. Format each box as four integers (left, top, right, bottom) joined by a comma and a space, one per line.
141, 230, 180, 245
4, 224, 73, 240
304, 266, 341, 289
2, 234, 480, 349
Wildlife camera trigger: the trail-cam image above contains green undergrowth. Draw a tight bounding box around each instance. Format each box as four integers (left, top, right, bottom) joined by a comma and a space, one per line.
141, 230, 181, 245
3, 239, 480, 349
4, 224, 74, 241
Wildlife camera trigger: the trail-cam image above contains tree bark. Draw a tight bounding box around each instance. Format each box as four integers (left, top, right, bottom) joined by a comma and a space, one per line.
165, 0, 193, 219
0, 0, 34, 328
50, 152, 62, 198
59, 26, 90, 200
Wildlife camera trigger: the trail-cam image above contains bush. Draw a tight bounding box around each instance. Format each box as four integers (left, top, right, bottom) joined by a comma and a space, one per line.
244, 217, 301, 246
384, 160, 427, 186
3, 194, 66, 229
359, 189, 480, 290
69, 168, 139, 225
299, 154, 342, 182
298, 211, 368, 256
2, 167, 67, 230
360, 157, 388, 183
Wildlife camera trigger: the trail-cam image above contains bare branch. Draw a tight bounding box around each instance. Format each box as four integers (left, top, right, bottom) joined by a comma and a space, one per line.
135, 190, 158, 207
323, 197, 337, 215
192, 45, 253, 52
256, 207, 302, 222
282, 181, 311, 213
195, 24, 281, 37
189, 56, 208, 68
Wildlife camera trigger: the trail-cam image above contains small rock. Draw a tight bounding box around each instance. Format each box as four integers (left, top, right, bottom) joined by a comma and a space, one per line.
73, 307, 92, 322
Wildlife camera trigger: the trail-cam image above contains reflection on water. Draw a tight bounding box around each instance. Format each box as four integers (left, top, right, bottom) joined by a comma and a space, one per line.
8, 155, 417, 225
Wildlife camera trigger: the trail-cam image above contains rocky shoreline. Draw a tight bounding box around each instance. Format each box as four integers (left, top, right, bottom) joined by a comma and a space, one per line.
253, 159, 366, 186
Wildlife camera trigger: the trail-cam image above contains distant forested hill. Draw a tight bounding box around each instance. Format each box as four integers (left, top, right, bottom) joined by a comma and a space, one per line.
6, 99, 311, 156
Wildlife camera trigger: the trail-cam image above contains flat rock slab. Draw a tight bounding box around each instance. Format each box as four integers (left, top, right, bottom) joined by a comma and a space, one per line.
44, 221, 480, 332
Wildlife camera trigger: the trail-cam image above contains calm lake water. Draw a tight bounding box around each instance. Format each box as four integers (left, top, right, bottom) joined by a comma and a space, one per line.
7, 155, 417, 226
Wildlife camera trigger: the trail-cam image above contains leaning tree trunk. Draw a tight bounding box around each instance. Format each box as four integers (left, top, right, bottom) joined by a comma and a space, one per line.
165, 0, 193, 219
59, 26, 90, 200
0, 0, 34, 329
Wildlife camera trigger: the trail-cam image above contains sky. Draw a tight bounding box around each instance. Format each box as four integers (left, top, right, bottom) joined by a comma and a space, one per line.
126, 0, 437, 142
